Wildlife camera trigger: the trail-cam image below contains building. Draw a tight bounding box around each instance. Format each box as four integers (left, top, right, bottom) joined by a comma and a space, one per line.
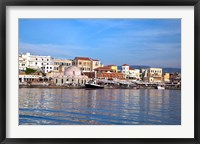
121, 64, 130, 78
143, 68, 163, 82
19, 71, 42, 83
97, 72, 124, 80
73, 57, 103, 72
163, 73, 170, 82
19, 54, 28, 70
73, 57, 92, 72
53, 66, 89, 85
121, 64, 140, 80
19, 53, 53, 73
44, 65, 54, 73
129, 67, 140, 80
94, 66, 125, 80
91, 59, 103, 71
170, 72, 181, 84
106, 65, 118, 72
53, 59, 73, 72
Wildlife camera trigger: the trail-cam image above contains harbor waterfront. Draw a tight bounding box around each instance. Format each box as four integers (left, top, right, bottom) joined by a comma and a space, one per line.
19, 88, 181, 125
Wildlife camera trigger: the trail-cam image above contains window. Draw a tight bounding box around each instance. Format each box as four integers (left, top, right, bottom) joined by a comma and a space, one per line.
79, 62, 82, 65
73, 71, 75, 75
47, 63, 49, 65
47, 59, 49, 61
61, 79, 63, 84
35, 62, 37, 65
42, 59, 43, 61
42, 63, 43, 65
47, 67, 48, 69
50, 67, 52, 69
36, 58, 37, 60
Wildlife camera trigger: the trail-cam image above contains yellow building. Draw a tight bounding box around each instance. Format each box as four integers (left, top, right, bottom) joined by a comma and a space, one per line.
73, 57, 92, 72
164, 73, 170, 82
53, 59, 72, 72
107, 65, 118, 72
73, 57, 103, 72
144, 68, 163, 82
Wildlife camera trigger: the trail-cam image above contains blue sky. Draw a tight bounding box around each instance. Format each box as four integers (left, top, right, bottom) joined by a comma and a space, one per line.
19, 19, 181, 68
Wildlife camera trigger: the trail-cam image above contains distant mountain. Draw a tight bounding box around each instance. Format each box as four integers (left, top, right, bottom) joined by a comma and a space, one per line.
118, 65, 181, 73
162, 68, 181, 73
118, 65, 150, 70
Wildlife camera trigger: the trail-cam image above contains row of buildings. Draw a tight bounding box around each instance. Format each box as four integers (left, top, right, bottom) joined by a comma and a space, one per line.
19, 53, 181, 85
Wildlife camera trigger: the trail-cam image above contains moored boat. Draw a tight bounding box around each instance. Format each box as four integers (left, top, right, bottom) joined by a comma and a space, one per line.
85, 83, 104, 89
85, 80, 104, 89
157, 85, 165, 90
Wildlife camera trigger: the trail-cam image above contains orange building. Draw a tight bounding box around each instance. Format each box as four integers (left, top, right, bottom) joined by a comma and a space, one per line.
94, 66, 125, 79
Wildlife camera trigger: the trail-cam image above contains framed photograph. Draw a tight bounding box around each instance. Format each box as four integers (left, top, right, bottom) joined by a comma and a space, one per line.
0, 0, 199, 144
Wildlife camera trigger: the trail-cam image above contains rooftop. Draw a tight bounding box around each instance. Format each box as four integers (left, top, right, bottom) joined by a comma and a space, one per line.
122, 64, 129, 66
75, 57, 91, 61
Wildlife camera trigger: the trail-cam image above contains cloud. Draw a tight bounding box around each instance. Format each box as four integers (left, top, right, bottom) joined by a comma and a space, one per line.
19, 42, 83, 59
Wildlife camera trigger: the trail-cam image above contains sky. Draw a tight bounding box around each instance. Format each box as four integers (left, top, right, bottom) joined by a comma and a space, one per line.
19, 19, 181, 68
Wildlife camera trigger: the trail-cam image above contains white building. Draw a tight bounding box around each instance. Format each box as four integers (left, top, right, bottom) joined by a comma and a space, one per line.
19, 53, 53, 73
121, 64, 140, 80
19, 74, 41, 83
122, 64, 130, 77
143, 68, 163, 82
19, 53, 30, 70
129, 68, 140, 80
44, 65, 54, 73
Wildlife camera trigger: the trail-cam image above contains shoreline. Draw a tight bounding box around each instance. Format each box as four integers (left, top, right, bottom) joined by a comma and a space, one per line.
19, 85, 181, 90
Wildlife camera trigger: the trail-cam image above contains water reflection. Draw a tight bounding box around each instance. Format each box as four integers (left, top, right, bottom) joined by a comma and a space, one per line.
19, 88, 181, 125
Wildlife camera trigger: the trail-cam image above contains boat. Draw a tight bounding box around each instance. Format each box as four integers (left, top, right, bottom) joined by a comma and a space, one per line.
85, 80, 104, 89
157, 85, 165, 90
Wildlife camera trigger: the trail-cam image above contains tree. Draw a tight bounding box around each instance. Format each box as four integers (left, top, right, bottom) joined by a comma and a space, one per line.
25, 68, 37, 74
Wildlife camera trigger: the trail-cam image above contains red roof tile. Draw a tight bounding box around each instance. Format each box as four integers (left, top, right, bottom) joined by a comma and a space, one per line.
129, 67, 134, 70
122, 64, 129, 66
94, 66, 111, 71
75, 57, 91, 60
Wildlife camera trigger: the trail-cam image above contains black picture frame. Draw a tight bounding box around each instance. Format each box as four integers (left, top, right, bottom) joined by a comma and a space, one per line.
0, 0, 199, 144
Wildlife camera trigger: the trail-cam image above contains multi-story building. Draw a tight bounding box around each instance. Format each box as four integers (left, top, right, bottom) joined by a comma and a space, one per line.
121, 64, 140, 80
91, 59, 103, 71
73, 57, 103, 72
53, 59, 73, 72
170, 72, 181, 84
53, 66, 89, 86
143, 68, 163, 82
19, 53, 53, 73
19, 71, 42, 83
19, 54, 28, 70
94, 66, 125, 80
106, 65, 118, 72
129, 67, 140, 80
163, 73, 170, 82
121, 64, 130, 77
